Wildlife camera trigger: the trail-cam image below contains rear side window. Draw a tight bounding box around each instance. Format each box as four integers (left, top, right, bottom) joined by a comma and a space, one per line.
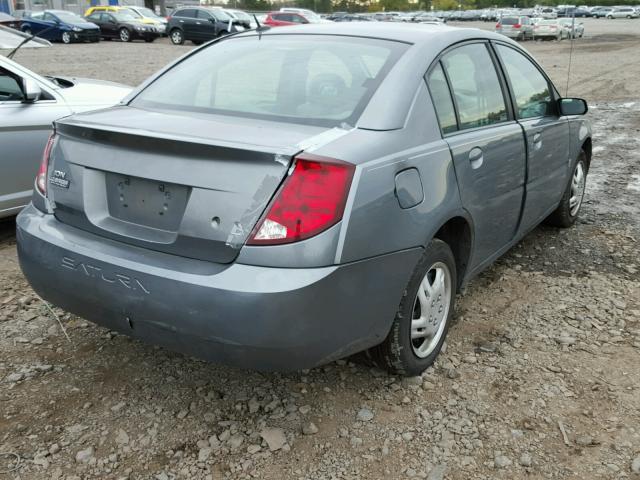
426, 63, 457, 134
132, 35, 407, 128
176, 9, 196, 18
496, 45, 553, 119
441, 43, 508, 130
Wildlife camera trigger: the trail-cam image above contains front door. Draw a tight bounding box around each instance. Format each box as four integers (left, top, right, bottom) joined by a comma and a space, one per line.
494, 43, 570, 232
427, 42, 527, 268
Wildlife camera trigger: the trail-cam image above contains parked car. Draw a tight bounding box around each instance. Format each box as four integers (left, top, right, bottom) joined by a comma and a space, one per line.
85, 5, 165, 32
224, 9, 252, 29
591, 7, 613, 17
17, 24, 591, 376
85, 11, 161, 42
606, 7, 639, 18
560, 19, 584, 38
0, 12, 21, 30
264, 11, 310, 27
533, 19, 568, 40
539, 8, 558, 19
496, 16, 534, 40
556, 7, 590, 17
125, 6, 168, 35
279, 7, 330, 23
21, 10, 100, 44
0, 56, 130, 219
166, 7, 242, 45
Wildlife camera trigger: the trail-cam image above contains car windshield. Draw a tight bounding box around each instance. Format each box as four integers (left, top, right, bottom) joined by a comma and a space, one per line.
136, 7, 161, 18
500, 17, 520, 25
54, 12, 88, 23
113, 12, 138, 21
132, 35, 407, 128
212, 9, 232, 20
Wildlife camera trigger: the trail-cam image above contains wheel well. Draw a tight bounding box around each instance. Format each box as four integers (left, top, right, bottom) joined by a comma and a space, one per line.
582, 138, 592, 171
433, 217, 472, 291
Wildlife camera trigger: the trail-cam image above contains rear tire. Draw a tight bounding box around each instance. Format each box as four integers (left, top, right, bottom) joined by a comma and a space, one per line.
169, 28, 184, 45
369, 239, 457, 376
545, 150, 588, 228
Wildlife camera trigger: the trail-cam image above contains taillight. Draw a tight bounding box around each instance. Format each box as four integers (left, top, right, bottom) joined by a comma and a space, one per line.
495, 22, 501, 28
513, 23, 521, 28
36, 132, 55, 195
166, 15, 171, 21
247, 153, 355, 245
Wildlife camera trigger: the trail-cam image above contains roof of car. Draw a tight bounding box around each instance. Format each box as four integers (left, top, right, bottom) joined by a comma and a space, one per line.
240, 22, 506, 46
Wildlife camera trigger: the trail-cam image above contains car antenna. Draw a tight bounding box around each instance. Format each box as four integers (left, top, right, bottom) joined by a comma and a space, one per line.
7, 25, 55, 59
253, 13, 269, 38
565, 13, 576, 96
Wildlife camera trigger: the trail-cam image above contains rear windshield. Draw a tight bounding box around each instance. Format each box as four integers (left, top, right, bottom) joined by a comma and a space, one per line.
500, 17, 519, 25
539, 19, 558, 25
132, 35, 408, 127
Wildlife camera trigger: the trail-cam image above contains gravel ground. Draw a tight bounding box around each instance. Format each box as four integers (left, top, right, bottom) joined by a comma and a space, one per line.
1, 18, 640, 480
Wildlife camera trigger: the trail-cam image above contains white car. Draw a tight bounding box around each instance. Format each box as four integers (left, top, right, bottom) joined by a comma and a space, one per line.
606, 7, 639, 18
0, 55, 131, 218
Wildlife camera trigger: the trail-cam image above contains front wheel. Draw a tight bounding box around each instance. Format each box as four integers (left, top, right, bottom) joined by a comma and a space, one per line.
369, 239, 457, 376
169, 28, 184, 45
546, 150, 588, 228
61, 31, 72, 44
119, 28, 131, 42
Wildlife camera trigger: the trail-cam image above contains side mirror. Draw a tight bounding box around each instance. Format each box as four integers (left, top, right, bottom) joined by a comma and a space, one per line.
22, 77, 42, 102
209, 17, 216, 23
559, 97, 588, 116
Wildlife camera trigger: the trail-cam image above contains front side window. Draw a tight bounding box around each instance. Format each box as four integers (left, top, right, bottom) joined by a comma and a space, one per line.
0, 68, 24, 102
496, 45, 553, 119
426, 63, 457, 134
441, 43, 508, 130
132, 35, 407, 127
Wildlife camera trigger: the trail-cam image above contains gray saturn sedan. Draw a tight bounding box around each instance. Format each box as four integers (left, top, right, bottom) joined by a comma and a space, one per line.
17, 23, 592, 375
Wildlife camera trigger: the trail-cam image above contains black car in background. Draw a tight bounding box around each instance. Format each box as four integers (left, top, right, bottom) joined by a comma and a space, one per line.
167, 7, 241, 45
86, 11, 161, 42
556, 7, 590, 17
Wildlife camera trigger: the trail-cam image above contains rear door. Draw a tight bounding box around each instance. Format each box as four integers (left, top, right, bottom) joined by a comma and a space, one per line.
493, 43, 570, 232
427, 42, 526, 267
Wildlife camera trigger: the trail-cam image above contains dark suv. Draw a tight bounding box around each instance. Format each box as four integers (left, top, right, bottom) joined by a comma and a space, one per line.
167, 7, 240, 45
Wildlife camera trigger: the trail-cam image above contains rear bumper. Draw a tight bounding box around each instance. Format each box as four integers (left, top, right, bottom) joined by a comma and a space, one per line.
17, 205, 420, 371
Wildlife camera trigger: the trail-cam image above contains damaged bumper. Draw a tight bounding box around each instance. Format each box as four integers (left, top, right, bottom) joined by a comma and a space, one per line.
17, 205, 420, 371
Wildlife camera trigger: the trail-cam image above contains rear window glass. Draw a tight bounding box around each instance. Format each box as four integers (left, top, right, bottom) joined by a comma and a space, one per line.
500, 17, 519, 25
132, 35, 407, 127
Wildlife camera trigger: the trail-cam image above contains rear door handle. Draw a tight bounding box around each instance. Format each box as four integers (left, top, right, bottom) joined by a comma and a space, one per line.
469, 147, 484, 169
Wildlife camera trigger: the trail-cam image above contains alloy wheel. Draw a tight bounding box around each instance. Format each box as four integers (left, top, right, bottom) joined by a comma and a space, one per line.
120, 29, 130, 42
411, 262, 452, 358
569, 161, 586, 216
62, 32, 71, 44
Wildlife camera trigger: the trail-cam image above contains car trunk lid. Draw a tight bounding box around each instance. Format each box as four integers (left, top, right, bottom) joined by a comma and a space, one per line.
48, 106, 339, 264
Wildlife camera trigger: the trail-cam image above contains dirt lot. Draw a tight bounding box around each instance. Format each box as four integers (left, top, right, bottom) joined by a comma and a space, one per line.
1, 18, 639, 480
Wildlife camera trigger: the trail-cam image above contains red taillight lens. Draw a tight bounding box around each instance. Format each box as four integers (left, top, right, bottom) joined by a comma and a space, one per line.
247, 153, 355, 245
166, 16, 171, 21
513, 23, 521, 28
36, 133, 55, 195
495, 22, 501, 28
